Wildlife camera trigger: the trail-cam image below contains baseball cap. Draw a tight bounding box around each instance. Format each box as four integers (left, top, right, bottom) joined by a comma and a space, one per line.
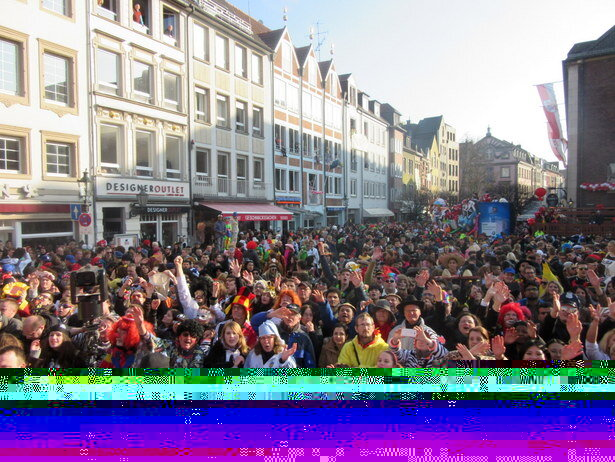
503, 267, 516, 274
286, 304, 301, 314
297, 281, 312, 289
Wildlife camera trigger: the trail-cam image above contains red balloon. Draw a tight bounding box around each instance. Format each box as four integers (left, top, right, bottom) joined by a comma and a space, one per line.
527, 218, 536, 226
535, 187, 547, 198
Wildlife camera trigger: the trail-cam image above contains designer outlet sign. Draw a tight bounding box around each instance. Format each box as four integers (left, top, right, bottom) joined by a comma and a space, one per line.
96, 178, 190, 201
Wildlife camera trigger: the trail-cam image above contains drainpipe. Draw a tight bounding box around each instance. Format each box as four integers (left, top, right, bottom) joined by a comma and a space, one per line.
85, 0, 97, 245
186, 4, 195, 244
269, 52, 276, 232
298, 63, 304, 231
321, 78, 326, 226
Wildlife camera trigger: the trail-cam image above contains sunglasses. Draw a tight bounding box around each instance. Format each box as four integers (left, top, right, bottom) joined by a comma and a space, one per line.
385, 279, 395, 283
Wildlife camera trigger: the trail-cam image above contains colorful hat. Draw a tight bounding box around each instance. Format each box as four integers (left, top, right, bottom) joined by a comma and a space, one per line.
225, 286, 256, 319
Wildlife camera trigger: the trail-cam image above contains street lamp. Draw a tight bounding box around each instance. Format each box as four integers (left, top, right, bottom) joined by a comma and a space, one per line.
130, 189, 149, 218
77, 170, 92, 211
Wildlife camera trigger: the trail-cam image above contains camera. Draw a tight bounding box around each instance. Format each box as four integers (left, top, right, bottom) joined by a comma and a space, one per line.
70, 266, 108, 323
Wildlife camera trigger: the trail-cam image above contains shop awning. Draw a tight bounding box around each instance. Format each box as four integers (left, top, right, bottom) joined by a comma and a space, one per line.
363, 208, 394, 217
198, 202, 293, 221
282, 207, 323, 217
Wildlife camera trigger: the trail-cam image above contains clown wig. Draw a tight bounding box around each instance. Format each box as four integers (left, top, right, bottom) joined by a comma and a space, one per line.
271, 289, 302, 310
107, 315, 154, 350
497, 302, 526, 328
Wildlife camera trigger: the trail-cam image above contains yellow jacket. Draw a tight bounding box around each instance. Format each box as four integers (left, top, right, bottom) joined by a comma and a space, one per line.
337, 334, 390, 368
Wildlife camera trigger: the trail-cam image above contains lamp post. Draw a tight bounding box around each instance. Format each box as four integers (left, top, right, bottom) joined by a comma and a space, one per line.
130, 189, 149, 218
77, 170, 92, 212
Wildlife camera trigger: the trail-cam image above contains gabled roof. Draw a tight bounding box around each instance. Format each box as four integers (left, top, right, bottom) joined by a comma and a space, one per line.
258, 27, 285, 50
318, 60, 333, 79
208, 0, 270, 35
567, 25, 615, 61
294, 45, 311, 67
413, 116, 443, 135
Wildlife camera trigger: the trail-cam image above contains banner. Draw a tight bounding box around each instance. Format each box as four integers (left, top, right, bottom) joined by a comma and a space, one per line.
537, 83, 567, 166
478, 202, 511, 236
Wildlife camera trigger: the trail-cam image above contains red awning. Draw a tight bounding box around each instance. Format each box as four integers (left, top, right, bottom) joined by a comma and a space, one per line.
0, 204, 70, 213
198, 202, 292, 221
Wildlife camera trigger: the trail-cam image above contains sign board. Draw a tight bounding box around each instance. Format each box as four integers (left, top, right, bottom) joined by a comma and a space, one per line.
78, 213, 92, 227
546, 193, 559, 207
113, 234, 140, 249
478, 202, 511, 236
96, 178, 190, 200
70, 204, 82, 221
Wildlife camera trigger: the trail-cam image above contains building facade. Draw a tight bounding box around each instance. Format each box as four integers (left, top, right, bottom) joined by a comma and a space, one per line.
564, 25, 615, 207
0, 0, 90, 247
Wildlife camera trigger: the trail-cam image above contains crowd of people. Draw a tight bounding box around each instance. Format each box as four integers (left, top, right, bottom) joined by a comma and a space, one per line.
0, 218, 613, 369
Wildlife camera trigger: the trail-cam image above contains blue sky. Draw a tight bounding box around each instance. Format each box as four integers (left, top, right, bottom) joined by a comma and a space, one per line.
233, 0, 613, 165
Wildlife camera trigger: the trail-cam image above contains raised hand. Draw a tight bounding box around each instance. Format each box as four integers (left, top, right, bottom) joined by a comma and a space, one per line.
493, 282, 511, 305
151, 299, 161, 311
587, 269, 601, 290
389, 328, 403, 347
312, 289, 325, 304
174, 256, 183, 270
230, 259, 241, 278
456, 343, 476, 360
242, 270, 254, 286
372, 246, 383, 261
233, 355, 245, 368
349, 270, 363, 288
491, 335, 506, 359
566, 312, 582, 341
212, 280, 220, 298
30, 339, 41, 353
415, 270, 430, 288
503, 327, 519, 345
561, 340, 583, 361
280, 342, 298, 362
426, 280, 443, 302
469, 340, 490, 356
588, 304, 600, 324
551, 289, 561, 318
305, 321, 315, 333
274, 275, 282, 292
526, 321, 538, 340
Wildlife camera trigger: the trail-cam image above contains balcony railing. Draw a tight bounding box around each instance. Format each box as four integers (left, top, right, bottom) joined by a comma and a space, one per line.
193, 175, 271, 199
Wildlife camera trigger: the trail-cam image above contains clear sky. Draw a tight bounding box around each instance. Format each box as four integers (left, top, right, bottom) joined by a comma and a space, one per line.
232, 0, 614, 165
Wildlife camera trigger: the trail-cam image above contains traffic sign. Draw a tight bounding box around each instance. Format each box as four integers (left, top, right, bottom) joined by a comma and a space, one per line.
546, 193, 559, 207
70, 204, 82, 221
78, 213, 92, 227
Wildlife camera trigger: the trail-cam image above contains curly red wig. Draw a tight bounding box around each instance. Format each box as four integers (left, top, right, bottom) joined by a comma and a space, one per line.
272, 289, 302, 310
497, 302, 526, 327
107, 317, 154, 350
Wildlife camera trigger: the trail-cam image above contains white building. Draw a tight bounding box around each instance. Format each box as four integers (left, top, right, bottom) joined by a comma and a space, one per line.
340, 74, 391, 223
0, 0, 91, 247
90, 0, 192, 246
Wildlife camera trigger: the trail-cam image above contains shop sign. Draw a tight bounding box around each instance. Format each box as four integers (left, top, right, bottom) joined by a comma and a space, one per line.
97, 178, 190, 200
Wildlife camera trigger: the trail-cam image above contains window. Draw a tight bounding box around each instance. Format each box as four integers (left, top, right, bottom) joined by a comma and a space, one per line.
99, 124, 121, 174
274, 124, 286, 152
235, 45, 247, 78
96, 48, 120, 95
217, 152, 228, 177
133, 61, 152, 103
253, 158, 263, 182
275, 168, 286, 191
289, 170, 299, 192
0, 37, 23, 98
163, 72, 180, 111
162, 7, 178, 46
164, 135, 181, 180
235, 100, 247, 132
132, 0, 150, 32
350, 150, 357, 172
350, 179, 357, 196
193, 23, 209, 61
334, 177, 341, 195
45, 141, 72, 176
501, 167, 510, 178
274, 78, 286, 108
195, 149, 209, 176
282, 42, 292, 73
312, 95, 322, 122
289, 129, 299, 154
0, 134, 24, 174
364, 121, 368, 136
308, 62, 316, 86
195, 87, 210, 123
302, 91, 312, 118
215, 35, 229, 70
252, 106, 263, 136
287, 85, 299, 113
43, 52, 70, 105
97, 0, 118, 21
236, 156, 247, 180
42, 0, 70, 17
251, 54, 262, 84
216, 94, 229, 128
135, 130, 153, 177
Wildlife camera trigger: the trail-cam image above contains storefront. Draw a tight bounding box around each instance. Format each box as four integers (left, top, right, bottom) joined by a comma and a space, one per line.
0, 204, 76, 248
326, 207, 345, 226
95, 177, 190, 247
195, 202, 292, 242
362, 208, 394, 222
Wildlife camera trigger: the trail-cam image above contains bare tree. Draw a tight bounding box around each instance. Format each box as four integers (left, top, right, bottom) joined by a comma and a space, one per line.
459, 141, 490, 199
